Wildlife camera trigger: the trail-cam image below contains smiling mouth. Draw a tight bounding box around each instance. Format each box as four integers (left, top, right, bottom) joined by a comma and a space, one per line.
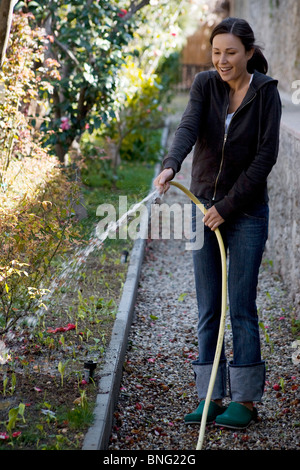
220, 67, 232, 73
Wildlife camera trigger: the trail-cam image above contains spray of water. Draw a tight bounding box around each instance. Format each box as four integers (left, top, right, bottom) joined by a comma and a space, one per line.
27, 189, 161, 325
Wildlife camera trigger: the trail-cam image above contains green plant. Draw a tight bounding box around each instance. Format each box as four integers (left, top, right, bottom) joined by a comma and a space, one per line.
291, 317, 300, 338
58, 360, 69, 387
279, 377, 285, 392
62, 390, 94, 430
2, 376, 8, 397
1, 372, 17, 397
259, 321, 274, 353
6, 403, 26, 435
101, 60, 165, 168
76, 291, 117, 324
18, 0, 198, 167
53, 434, 75, 450
21, 1, 142, 162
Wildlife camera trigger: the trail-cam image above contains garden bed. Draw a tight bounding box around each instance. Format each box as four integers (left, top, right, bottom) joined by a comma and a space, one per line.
0, 158, 155, 450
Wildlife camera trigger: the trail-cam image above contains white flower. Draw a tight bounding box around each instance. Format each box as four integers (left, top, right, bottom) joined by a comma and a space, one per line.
0, 341, 11, 365
291, 340, 300, 365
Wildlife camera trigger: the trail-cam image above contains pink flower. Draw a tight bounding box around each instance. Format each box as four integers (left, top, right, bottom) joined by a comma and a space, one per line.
45, 58, 60, 68
118, 8, 127, 17
60, 117, 70, 131
47, 326, 64, 333
273, 383, 280, 391
0, 431, 21, 439
47, 323, 76, 334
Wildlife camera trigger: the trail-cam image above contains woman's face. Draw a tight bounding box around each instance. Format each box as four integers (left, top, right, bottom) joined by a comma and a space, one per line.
212, 33, 254, 84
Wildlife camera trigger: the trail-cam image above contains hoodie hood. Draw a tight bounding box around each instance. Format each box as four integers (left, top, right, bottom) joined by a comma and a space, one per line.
251, 70, 278, 91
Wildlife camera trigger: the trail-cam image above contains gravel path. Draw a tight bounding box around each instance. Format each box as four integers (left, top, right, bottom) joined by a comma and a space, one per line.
108, 111, 299, 452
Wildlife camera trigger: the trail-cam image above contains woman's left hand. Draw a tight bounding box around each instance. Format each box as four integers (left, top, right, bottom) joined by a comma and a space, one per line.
202, 206, 224, 231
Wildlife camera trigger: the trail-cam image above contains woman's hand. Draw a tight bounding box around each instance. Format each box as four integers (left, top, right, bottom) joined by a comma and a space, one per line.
203, 206, 224, 231
154, 168, 174, 194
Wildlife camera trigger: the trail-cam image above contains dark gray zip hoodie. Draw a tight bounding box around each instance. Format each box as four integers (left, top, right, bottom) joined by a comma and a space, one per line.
163, 70, 282, 219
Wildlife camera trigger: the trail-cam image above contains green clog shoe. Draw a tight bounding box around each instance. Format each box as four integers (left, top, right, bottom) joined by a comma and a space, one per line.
184, 400, 227, 425
214, 402, 258, 429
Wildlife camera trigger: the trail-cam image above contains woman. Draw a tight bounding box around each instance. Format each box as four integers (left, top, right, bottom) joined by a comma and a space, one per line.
154, 17, 281, 429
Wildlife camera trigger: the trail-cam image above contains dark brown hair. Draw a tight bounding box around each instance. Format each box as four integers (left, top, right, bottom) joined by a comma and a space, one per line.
210, 17, 268, 74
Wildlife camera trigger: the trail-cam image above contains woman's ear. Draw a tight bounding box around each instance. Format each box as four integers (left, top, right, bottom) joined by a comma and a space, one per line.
247, 47, 255, 61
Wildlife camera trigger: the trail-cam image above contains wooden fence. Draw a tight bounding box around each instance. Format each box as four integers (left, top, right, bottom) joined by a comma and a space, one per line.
175, 19, 217, 91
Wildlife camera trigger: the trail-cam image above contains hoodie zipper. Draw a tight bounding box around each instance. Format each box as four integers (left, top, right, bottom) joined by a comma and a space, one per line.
212, 92, 257, 202
212, 115, 228, 202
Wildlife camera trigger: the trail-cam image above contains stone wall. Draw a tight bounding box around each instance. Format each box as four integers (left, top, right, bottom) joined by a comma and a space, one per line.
229, 0, 300, 317
229, 0, 300, 93
267, 117, 300, 315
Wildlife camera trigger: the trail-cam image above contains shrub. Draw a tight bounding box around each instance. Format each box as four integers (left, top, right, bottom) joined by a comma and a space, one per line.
0, 12, 60, 178
0, 13, 80, 333
0, 155, 81, 334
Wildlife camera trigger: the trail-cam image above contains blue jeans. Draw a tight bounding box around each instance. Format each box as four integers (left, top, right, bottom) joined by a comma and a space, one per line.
191, 199, 268, 402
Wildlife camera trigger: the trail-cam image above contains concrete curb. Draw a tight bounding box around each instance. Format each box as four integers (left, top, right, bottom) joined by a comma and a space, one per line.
82, 125, 169, 451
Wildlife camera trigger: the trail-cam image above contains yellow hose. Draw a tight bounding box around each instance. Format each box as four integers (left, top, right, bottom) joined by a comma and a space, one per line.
169, 181, 227, 451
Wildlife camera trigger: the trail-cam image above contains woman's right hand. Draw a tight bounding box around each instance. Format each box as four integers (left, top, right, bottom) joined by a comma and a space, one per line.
154, 168, 174, 194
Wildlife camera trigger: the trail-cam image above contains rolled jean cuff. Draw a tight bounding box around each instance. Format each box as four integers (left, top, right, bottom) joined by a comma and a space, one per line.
228, 360, 265, 402
192, 360, 227, 400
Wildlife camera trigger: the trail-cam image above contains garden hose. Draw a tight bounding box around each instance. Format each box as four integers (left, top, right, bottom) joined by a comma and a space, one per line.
169, 181, 227, 451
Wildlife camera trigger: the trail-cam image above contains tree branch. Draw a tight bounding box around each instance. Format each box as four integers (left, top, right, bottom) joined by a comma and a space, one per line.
53, 36, 82, 69
0, 0, 18, 67
122, 0, 151, 21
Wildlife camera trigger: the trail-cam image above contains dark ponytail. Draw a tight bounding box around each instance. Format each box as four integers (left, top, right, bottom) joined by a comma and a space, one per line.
210, 17, 268, 75
247, 47, 268, 74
